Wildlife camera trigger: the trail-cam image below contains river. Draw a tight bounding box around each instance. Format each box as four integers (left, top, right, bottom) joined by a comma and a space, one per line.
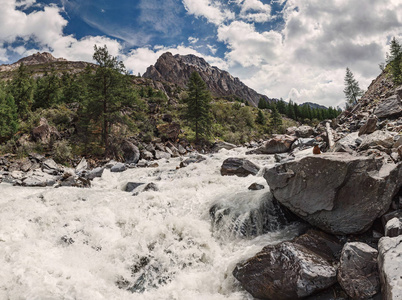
0, 147, 301, 300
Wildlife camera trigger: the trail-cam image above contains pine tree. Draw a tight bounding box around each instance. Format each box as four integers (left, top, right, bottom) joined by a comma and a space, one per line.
256, 109, 266, 125
0, 88, 18, 142
269, 104, 282, 132
343, 67, 363, 107
186, 72, 212, 143
86, 45, 138, 154
387, 37, 402, 84
9, 63, 34, 118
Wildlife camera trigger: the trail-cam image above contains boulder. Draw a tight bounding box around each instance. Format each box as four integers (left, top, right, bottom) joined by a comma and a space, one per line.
31, 117, 60, 144
179, 155, 206, 168
87, 167, 104, 180
251, 135, 297, 154
374, 95, 402, 118
143, 182, 158, 192
22, 171, 59, 187
125, 182, 144, 192
220, 158, 260, 177
75, 157, 87, 175
359, 130, 395, 151
385, 217, 402, 237
295, 125, 315, 138
378, 236, 402, 300
263, 153, 402, 234
42, 159, 62, 175
155, 150, 171, 160
121, 140, 140, 164
291, 138, 316, 150
110, 162, 127, 173
233, 231, 337, 300
337, 242, 380, 299
332, 132, 359, 153
212, 141, 237, 152
141, 149, 154, 160
358, 117, 378, 136
248, 183, 265, 190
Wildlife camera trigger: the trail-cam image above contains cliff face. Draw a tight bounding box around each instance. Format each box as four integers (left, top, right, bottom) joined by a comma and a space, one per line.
143, 52, 271, 107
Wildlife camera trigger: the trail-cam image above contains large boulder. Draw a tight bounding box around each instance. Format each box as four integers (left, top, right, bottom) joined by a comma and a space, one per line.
337, 242, 380, 299
250, 135, 297, 155
358, 130, 395, 151
233, 230, 338, 300
332, 132, 359, 153
121, 140, 140, 164
157, 123, 181, 141
220, 158, 260, 177
374, 95, 402, 118
295, 125, 315, 138
378, 236, 402, 300
264, 153, 402, 234
212, 141, 237, 152
358, 117, 377, 136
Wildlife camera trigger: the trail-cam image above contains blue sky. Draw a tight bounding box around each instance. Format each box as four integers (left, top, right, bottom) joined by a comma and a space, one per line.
1, 0, 402, 107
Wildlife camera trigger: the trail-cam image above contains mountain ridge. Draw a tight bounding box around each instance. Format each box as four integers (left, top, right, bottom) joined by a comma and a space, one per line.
143, 52, 271, 107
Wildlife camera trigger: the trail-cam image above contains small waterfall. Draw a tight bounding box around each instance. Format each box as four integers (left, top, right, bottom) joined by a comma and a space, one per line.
210, 190, 296, 238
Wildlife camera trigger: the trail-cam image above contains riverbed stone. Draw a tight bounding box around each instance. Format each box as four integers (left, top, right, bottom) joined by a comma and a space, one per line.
374, 95, 402, 118
250, 135, 297, 154
221, 158, 260, 177
263, 153, 402, 234
121, 140, 140, 164
378, 235, 402, 300
233, 230, 337, 300
337, 242, 380, 299
110, 162, 127, 173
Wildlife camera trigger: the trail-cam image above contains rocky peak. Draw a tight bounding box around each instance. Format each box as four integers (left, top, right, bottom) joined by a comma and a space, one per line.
15, 52, 67, 66
143, 52, 271, 107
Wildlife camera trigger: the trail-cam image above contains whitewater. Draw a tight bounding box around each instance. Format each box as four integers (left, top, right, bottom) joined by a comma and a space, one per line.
0, 148, 302, 300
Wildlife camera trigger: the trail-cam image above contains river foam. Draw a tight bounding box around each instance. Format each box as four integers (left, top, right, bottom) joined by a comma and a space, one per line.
0, 148, 300, 300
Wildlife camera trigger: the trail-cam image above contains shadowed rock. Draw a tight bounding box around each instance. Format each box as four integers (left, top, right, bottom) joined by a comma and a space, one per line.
221, 158, 260, 177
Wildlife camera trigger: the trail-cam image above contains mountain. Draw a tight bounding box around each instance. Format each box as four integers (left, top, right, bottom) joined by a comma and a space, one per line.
300, 102, 328, 110
143, 52, 271, 107
0, 52, 93, 80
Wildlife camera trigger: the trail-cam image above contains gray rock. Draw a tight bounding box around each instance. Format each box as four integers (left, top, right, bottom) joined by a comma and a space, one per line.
291, 138, 316, 150
374, 95, 402, 118
42, 158, 61, 175
75, 157, 87, 175
263, 153, 402, 234
110, 162, 127, 173
105, 160, 118, 169
141, 150, 154, 160
154, 150, 171, 160
337, 242, 380, 299
332, 132, 359, 153
250, 135, 297, 154
385, 217, 402, 237
22, 171, 59, 187
126, 182, 144, 192
378, 236, 402, 300
87, 167, 104, 180
248, 183, 265, 190
178, 144, 187, 155
179, 155, 206, 168
122, 140, 140, 164
358, 117, 378, 136
359, 130, 395, 151
212, 141, 237, 152
295, 125, 315, 138
143, 182, 158, 192
221, 158, 260, 177
233, 231, 337, 300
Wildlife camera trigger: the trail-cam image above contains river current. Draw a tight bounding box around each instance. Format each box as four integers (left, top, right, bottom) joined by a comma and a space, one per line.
0, 147, 302, 300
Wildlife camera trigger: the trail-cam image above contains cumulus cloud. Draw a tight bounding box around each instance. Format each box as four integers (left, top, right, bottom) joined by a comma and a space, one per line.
182, 0, 234, 25
236, 0, 272, 23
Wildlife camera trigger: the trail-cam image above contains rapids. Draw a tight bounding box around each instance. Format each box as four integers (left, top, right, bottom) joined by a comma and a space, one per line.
0, 147, 302, 300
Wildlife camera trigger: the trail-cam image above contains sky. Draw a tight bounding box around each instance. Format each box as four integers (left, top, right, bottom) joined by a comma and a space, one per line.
0, 0, 402, 108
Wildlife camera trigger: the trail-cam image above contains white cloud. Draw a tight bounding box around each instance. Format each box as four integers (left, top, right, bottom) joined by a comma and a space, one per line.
182, 0, 234, 25
188, 37, 199, 44
237, 0, 272, 23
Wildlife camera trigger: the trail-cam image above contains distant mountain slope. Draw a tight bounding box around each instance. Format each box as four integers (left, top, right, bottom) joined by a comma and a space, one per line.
0, 52, 93, 80
300, 102, 328, 110
143, 52, 271, 107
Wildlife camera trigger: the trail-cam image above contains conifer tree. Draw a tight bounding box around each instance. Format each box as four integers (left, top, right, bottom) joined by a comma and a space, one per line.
185, 72, 211, 143
256, 109, 266, 125
343, 67, 363, 107
0, 88, 18, 142
86, 45, 137, 154
9, 63, 34, 118
387, 37, 402, 84
269, 104, 282, 132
